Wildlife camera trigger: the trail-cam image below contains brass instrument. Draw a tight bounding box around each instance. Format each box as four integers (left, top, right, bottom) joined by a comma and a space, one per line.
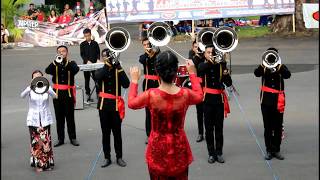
105, 27, 131, 53
55, 54, 63, 63
197, 26, 238, 53
262, 49, 281, 69
147, 22, 173, 47
30, 77, 49, 94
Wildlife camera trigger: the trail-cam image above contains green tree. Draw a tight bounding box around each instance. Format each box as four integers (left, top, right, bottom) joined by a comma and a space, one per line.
1, 0, 31, 42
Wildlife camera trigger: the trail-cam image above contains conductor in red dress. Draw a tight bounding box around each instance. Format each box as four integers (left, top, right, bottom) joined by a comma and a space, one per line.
128, 50, 203, 180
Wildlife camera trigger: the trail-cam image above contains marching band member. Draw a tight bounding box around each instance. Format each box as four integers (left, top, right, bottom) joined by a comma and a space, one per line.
198, 44, 232, 164
45, 45, 80, 147
254, 47, 291, 160
20, 70, 56, 172
128, 51, 203, 180
95, 48, 130, 168
188, 40, 205, 142
139, 37, 161, 144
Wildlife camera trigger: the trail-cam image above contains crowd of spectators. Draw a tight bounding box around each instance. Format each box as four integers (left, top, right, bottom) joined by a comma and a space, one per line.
24, 2, 97, 25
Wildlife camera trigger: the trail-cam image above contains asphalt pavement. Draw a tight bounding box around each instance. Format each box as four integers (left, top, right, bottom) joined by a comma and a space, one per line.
1, 35, 319, 180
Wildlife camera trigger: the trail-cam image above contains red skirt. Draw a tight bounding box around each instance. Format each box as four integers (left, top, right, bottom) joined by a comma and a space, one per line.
149, 166, 188, 180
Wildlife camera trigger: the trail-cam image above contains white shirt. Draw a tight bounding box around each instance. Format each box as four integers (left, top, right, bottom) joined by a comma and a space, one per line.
20, 86, 57, 127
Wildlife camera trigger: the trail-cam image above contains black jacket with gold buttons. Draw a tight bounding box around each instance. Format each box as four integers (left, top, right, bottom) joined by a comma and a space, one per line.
254, 64, 291, 107
95, 64, 130, 111
198, 60, 232, 105
139, 52, 160, 91
45, 60, 79, 99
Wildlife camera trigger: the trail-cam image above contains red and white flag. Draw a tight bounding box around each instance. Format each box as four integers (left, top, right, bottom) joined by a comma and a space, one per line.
303, 3, 319, 28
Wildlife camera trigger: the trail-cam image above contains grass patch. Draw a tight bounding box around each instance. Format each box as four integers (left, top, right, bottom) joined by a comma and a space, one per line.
236, 26, 271, 39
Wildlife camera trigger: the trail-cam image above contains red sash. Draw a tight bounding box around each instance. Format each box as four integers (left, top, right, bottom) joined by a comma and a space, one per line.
53, 84, 76, 105
99, 92, 125, 120
203, 87, 230, 118
144, 75, 159, 80
261, 86, 285, 113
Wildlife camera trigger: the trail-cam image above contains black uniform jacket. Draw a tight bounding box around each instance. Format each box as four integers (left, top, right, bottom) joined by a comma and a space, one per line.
198, 60, 232, 105
254, 64, 291, 107
139, 51, 160, 90
95, 64, 130, 111
45, 60, 79, 99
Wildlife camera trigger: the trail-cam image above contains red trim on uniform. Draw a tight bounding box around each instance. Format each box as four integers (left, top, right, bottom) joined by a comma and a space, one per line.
261, 86, 285, 113
203, 87, 230, 118
53, 84, 76, 105
99, 92, 125, 120
144, 75, 160, 80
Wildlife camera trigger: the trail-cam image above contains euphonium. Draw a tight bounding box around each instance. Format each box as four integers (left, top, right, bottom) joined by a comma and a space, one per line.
147, 21, 173, 47
197, 26, 238, 53
262, 50, 281, 69
105, 27, 131, 53
30, 76, 49, 94
55, 54, 63, 63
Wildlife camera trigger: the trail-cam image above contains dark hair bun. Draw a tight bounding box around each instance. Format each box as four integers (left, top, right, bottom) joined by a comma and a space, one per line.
155, 50, 178, 83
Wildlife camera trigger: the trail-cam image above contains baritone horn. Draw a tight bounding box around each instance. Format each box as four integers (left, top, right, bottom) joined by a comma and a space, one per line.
197, 26, 238, 53
105, 27, 131, 54
147, 21, 173, 47
55, 54, 63, 63
31, 76, 50, 94
262, 50, 281, 69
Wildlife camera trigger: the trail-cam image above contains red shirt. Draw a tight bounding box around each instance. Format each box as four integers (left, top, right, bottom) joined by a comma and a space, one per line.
128, 74, 203, 176
37, 13, 44, 22
47, 16, 59, 23
58, 15, 71, 24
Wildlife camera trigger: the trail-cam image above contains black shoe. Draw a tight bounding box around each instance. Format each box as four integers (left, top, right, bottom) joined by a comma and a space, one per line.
216, 155, 225, 163
116, 158, 127, 167
196, 134, 204, 143
265, 152, 273, 160
208, 156, 215, 164
145, 137, 149, 144
54, 140, 64, 147
70, 139, 80, 146
272, 152, 284, 160
101, 159, 112, 168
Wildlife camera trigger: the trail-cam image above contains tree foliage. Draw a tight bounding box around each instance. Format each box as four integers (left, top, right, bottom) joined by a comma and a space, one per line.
1, 0, 31, 41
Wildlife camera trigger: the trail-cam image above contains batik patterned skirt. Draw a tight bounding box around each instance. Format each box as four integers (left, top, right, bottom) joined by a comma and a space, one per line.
29, 126, 54, 170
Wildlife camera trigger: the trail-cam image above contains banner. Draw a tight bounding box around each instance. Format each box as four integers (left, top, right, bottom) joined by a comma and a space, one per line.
303, 3, 319, 29
15, 10, 108, 47
105, 0, 295, 23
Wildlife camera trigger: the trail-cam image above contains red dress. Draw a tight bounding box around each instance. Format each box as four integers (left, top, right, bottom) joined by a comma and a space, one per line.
128, 74, 203, 177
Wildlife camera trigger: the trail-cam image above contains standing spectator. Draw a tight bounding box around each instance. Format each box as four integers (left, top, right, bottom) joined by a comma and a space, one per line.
86, 2, 95, 18
20, 70, 56, 172
213, 19, 220, 28
1, 24, 10, 44
47, 9, 59, 23
63, 4, 74, 16
80, 28, 100, 102
58, 11, 72, 25
27, 3, 38, 20
36, 9, 45, 22
74, 2, 84, 21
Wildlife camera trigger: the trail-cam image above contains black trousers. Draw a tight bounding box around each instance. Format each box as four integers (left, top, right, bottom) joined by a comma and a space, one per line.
84, 71, 98, 96
53, 97, 76, 142
204, 103, 224, 156
196, 102, 204, 135
261, 104, 284, 153
145, 108, 151, 137
99, 110, 123, 159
